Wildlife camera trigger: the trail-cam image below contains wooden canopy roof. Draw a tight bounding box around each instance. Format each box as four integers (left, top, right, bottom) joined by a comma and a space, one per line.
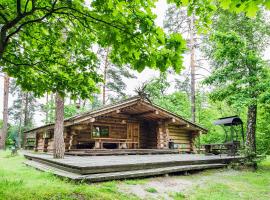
25, 96, 207, 133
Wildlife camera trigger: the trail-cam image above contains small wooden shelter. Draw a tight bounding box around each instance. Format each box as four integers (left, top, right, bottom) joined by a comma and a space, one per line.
25, 96, 207, 153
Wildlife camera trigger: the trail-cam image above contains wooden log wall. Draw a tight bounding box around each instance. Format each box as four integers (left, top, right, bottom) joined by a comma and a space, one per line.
68, 118, 134, 149
168, 124, 192, 153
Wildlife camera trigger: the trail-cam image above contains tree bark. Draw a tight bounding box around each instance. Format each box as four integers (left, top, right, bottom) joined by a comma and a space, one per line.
22, 92, 29, 148
49, 93, 54, 123
102, 48, 109, 105
45, 92, 49, 124
18, 93, 25, 149
246, 104, 257, 153
190, 13, 196, 123
53, 92, 65, 159
0, 74, 9, 149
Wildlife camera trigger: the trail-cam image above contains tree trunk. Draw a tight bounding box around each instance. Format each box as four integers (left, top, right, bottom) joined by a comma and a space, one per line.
190, 14, 196, 123
0, 74, 9, 149
49, 93, 54, 123
45, 92, 49, 124
246, 104, 257, 153
22, 92, 29, 148
102, 48, 109, 105
53, 93, 65, 159
18, 93, 25, 149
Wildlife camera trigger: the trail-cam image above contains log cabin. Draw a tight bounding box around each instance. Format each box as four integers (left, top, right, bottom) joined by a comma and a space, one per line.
24, 96, 207, 154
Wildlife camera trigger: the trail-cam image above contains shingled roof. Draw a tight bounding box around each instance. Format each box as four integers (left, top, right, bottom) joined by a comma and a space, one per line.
25, 96, 207, 133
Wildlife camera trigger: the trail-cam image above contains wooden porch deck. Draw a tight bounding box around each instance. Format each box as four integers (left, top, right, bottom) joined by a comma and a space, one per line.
24, 152, 243, 182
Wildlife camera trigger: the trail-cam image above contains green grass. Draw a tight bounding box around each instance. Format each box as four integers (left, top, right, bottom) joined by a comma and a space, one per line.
179, 156, 270, 200
0, 151, 138, 200
171, 192, 186, 200
122, 179, 148, 185
145, 187, 158, 193
1, 151, 270, 200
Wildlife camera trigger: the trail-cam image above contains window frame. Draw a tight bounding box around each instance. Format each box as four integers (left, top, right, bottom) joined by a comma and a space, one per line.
92, 125, 110, 138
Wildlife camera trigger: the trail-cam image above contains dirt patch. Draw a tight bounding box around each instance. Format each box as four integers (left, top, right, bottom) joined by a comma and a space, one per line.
118, 169, 241, 200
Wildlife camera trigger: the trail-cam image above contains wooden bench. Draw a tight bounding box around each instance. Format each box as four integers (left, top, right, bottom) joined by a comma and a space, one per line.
202, 141, 241, 155
92, 138, 138, 149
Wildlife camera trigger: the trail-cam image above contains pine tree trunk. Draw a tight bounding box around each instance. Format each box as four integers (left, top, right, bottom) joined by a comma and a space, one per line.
246, 104, 257, 153
18, 94, 25, 149
0, 75, 9, 149
190, 14, 196, 123
53, 93, 65, 159
49, 93, 54, 123
22, 92, 29, 148
45, 92, 49, 124
102, 48, 109, 105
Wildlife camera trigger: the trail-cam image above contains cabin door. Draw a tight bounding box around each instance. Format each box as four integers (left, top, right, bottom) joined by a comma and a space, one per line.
127, 123, 139, 149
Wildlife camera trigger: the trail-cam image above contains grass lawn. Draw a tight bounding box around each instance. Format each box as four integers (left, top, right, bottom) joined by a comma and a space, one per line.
0, 151, 138, 200
172, 156, 270, 200
0, 151, 269, 200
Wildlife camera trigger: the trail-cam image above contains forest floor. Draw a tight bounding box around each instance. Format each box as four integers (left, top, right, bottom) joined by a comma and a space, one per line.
0, 151, 269, 200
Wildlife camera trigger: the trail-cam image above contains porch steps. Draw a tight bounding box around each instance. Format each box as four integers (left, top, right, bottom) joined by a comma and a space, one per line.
24, 160, 227, 182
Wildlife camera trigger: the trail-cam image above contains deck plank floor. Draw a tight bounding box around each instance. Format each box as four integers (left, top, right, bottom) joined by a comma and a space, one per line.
24, 153, 241, 168
23, 153, 243, 182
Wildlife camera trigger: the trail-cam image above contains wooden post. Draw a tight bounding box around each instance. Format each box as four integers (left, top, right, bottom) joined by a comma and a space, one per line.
157, 121, 169, 149
190, 132, 196, 153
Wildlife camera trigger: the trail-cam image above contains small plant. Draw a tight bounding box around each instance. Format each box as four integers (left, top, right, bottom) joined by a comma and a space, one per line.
145, 187, 158, 193
235, 148, 266, 170
172, 192, 186, 200
124, 179, 147, 185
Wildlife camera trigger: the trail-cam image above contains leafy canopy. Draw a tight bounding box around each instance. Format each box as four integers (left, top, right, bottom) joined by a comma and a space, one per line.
0, 0, 186, 99
203, 11, 270, 107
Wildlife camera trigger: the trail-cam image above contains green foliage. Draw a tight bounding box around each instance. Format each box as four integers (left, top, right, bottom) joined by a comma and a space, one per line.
256, 105, 270, 154
64, 104, 87, 118
9, 79, 38, 128
204, 29, 269, 106
5, 125, 19, 147
145, 187, 158, 193
201, 10, 270, 152
169, 0, 270, 30
145, 72, 170, 100
172, 192, 186, 200
1, 0, 186, 101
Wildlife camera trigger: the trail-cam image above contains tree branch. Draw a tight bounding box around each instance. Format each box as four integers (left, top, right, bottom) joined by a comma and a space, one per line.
0, 13, 8, 22
24, 0, 30, 13
5, 11, 54, 44
17, 0, 22, 16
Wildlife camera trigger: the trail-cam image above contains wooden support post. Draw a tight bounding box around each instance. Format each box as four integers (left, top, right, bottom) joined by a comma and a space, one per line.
190, 132, 196, 154
157, 121, 169, 149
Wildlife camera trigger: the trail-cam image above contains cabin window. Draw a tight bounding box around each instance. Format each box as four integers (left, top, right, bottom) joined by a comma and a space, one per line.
92, 126, 109, 137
